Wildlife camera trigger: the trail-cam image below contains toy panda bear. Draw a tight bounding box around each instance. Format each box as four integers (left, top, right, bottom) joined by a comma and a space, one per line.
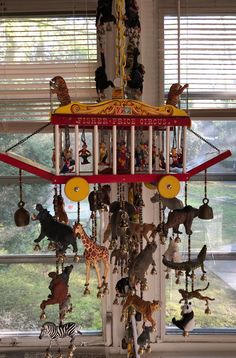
172, 301, 195, 337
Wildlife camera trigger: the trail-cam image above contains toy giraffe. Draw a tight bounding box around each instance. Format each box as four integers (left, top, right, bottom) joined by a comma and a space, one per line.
73, 222, 109, 297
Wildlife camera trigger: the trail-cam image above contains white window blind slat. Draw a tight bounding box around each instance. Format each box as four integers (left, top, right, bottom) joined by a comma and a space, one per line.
0, 15, 97, 121
164, 15, 236, 109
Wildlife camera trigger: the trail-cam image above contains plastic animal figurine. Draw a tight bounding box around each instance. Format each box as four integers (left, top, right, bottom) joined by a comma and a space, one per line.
79, 142, 91, 164
126, 47, 145, 99
172, 302, 195, 337
137, 324, 152, 354
32, 204, 78, 255
156, 205, 199, 236
163, 244, 207, 278
60, 147, 75, 173
150, 192, 184, 211
115, 277, 131, 296
50, 76, 71, 106
88, 184, 111, 212
110, 247, 128, 272
39, 321, 82, 354
53, 194, 69, 225
72, 222, 109, 297
96, 0, 116, 29
163, 237, 182, 279
128, 240, 157, 290
59, 293, 73, 321
178, 282, 215, 314
128, 222, 157, 243
166, 83, 188, 107
40, 265, 73, 319
121, 294, 161, 331
99, 141, 109, 164
124, 0, 141, 31
95, 50, 114, 101
117, 141, 129, 170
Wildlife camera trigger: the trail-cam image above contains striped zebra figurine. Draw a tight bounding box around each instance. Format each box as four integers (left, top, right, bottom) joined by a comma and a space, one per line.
39, 321, 82, 346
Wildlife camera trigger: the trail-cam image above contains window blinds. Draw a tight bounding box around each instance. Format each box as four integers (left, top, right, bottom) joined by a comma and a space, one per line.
164, 16, 236, 109
0, 16, 97, 121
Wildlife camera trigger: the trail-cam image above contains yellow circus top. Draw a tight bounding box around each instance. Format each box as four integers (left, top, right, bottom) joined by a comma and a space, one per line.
52, 99, 189, 118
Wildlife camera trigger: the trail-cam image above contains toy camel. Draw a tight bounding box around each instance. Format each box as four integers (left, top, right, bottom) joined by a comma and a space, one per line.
73, 222, 109, 297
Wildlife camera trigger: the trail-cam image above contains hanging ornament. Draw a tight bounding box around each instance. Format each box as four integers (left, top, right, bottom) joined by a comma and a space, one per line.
198, 169, 214, 220
14, 169, 30, 227
79, 129, 92, 165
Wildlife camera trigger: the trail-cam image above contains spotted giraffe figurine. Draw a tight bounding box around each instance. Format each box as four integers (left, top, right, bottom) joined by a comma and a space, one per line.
73, 222, 109, 297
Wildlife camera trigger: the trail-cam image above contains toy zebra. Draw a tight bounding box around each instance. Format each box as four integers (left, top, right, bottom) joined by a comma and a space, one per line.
39, 321, 82, 345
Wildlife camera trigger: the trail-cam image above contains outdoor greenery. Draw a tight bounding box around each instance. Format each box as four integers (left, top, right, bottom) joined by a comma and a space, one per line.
0, 263, 102, 331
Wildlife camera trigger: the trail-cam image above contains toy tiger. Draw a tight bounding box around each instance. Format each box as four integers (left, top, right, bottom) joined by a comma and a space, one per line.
121, 294, 161, 330
50, 76, 71, 106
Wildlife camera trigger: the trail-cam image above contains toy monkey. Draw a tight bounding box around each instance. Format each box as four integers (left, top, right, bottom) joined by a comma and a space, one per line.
95, 50, 115, 101
166, 83, 189, 107
126, 47, 145, 99
79, 142, 91, 165
96, 0, 116, 29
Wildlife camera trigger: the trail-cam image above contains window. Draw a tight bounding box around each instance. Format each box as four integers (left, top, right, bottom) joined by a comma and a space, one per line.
159, 0, 236, 337
160, 2, 236, 113
0, 8, 103, 342
166, 181, 236, 332
0, 15, 97, 122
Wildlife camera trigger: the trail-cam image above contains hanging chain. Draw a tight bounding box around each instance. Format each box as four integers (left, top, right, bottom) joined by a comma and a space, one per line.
204, 169, 207, 199
184, 181, 188, 206
53, 185, 58, 219
19, 169, 23, 203
77, 201, 80, 223
188, 128, 220, 152
81, 128, 86, 144
91, 185, 97, 241
5, 123, 51, 153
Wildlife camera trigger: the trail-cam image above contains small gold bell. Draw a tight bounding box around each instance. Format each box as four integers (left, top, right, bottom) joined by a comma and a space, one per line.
40, 311, 47, 320
14, 201, 30, 227
113, 297, 119, 305
205, 306, 211, 315
73, 254, 80, 263
34, 243, 41, 251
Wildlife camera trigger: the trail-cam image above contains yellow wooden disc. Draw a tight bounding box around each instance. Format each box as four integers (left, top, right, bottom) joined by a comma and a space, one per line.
64, 177, 89, 202
144, 182, 157, 190
157, 175, 180, 198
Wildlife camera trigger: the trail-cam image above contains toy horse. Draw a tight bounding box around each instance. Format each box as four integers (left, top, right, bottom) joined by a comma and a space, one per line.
73, 222, 109, 297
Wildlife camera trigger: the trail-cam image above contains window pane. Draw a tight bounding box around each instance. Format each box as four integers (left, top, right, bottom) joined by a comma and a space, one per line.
0, 183, 91, 255
164, 16, 236, 109
166, 261, 236, 330
0, 132, 54, 176
0, 16, 97, 121
187, 120, 235, 174
165, 181, 236, 332
0, 263, 102, 331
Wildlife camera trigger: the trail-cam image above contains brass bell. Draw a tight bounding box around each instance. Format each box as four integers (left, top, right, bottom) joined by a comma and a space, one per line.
198, 198, 213, 220
14, 201, 30, 227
